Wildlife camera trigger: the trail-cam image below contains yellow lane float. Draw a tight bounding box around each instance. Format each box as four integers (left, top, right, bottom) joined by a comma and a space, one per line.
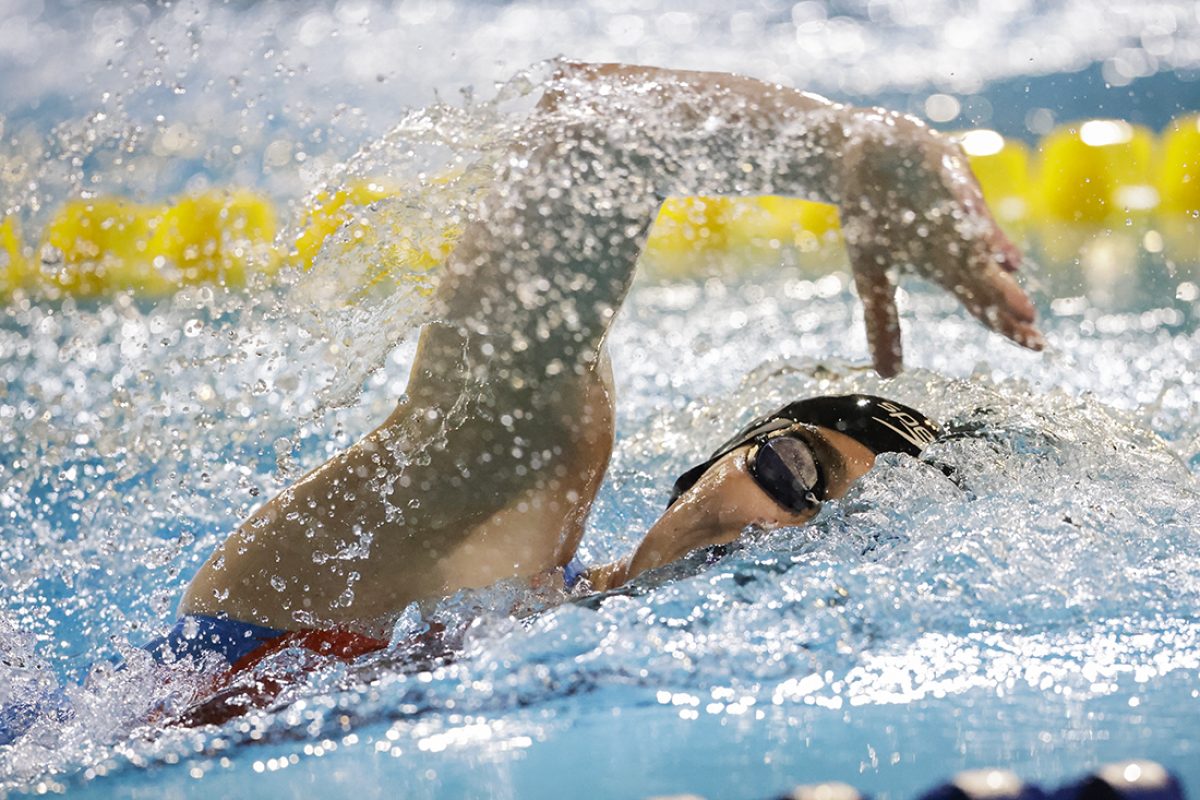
746, 196, 841, 253
151, 190, 279, 288
1159, 113, 1200, 215
1038, 120, 1158, 223
3, 113, 1200, 302
959, 129, 1033, 239
22, 190, 277, 300
0, 217, 27, 296
290, 178, 461, 302
1153, 114, 1200, 264
291, 180, 396, 270
644, 194, 843, 276
644, 196, 733, 275
40, 197, 159, 297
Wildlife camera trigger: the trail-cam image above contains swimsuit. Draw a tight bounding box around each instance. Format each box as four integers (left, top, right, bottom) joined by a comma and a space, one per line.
143, 614, 390, 675
3, 566, 588, 746
0, 615, 390, 746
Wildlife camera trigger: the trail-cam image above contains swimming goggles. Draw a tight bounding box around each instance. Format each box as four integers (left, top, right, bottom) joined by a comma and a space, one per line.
747, 428, 828, 512
668, 420, 828, 513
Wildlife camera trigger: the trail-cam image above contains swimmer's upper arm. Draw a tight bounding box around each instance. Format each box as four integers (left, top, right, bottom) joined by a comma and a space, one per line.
545, 60, 842, 121
426, 61, 860, 428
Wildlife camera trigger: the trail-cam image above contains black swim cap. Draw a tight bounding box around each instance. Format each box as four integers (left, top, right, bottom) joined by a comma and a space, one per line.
668, 394, 940, 506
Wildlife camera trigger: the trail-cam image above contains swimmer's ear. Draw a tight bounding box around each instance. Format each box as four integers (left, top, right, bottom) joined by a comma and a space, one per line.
850, 263, 904, 377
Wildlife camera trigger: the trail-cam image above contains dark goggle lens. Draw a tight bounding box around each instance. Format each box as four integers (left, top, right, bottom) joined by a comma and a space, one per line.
667, 418, 796, 507
751, 436, 822, 512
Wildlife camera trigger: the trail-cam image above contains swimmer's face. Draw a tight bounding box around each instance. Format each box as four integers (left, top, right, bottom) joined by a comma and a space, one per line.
625, 426, 876, 578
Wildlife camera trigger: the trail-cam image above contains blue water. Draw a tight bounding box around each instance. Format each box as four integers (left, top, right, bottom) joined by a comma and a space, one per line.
2, 266, 1198, 798
3, 1, 1200, 798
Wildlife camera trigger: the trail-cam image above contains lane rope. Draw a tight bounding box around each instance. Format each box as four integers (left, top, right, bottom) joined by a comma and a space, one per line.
2, 114, 1198, 301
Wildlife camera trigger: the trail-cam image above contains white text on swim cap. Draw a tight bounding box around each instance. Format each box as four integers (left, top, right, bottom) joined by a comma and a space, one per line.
872, 401, 937, 450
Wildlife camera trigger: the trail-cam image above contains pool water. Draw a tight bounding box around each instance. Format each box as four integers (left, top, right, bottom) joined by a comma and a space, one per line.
2, 264, 1198, 798
2, 2, 1200, 799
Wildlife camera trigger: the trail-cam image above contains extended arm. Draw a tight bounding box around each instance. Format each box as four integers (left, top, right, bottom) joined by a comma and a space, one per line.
430, 60, 1041, 383
180, 62, 1042, 632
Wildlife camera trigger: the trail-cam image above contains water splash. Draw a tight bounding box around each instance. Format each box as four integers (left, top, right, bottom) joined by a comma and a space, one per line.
281, 73, 546, 409
3, 332, 1198, 793
0, 14, 1197, 796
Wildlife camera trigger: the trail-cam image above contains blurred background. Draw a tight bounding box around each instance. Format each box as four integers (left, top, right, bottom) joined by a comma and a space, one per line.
2, 0, 1200, 306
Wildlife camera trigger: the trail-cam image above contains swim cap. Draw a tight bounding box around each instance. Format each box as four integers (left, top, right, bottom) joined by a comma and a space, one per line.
668, 394, 940, 506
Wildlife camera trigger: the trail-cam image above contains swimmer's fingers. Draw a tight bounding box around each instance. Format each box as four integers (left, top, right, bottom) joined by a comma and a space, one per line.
935, 141, 1044, 349
937, 254, 1046, 352
851, 265, 904, 378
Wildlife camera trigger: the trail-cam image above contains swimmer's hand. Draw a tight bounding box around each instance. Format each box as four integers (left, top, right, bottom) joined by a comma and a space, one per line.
839, 112, 1045, 376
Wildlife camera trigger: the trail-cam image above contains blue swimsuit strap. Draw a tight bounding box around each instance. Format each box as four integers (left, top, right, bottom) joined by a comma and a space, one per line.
563, 557, 587, 590
141, 615, 288, 667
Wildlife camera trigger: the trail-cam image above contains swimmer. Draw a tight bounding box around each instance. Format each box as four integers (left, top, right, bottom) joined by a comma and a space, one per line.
580, 394, 941, 592
166, 60, 1040, 668
169, 391, 940, 729
172, 60, 1041, 666
2, 61, 1044, 739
